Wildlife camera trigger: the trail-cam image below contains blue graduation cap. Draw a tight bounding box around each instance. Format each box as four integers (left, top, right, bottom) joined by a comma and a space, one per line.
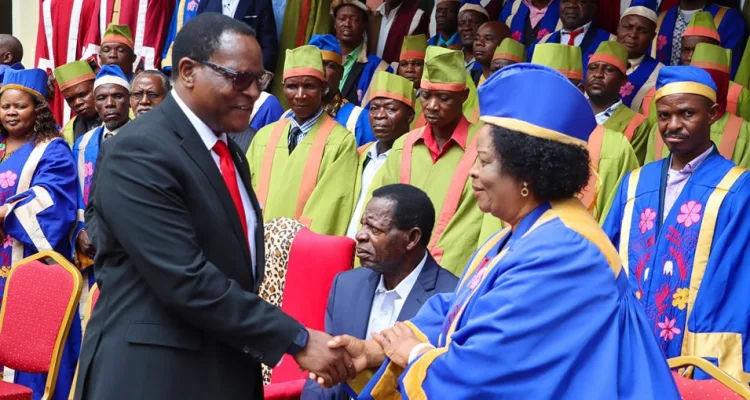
478, 63, 595, 147
622, 0, 658, 23
94, 64, 130, 92
308, 34, 343, 65
655, 65, 718, 103
459, 0, 489, 19
0, 68, 49, 101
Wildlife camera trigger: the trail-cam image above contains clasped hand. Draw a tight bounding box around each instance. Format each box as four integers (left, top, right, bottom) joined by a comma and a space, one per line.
306, 322, 425, 389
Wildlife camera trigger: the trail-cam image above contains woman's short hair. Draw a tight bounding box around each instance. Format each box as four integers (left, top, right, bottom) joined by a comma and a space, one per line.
489, 124, 590, 202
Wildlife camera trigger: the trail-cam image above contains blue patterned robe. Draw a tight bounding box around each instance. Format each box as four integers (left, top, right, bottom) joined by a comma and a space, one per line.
348, 199, 680, 399
603, 151, 750, 384
500, 0, 561, 47
623, 55, 663, 113
0, 136, 80, 400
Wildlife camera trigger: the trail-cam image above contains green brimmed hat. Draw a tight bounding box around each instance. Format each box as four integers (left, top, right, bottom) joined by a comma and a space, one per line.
102, 23, 134, 49
683, 11, 720, 43
400, 34, 428, 62
368, 71, 416, 109
283, 45, 325, 82
531, 43, 583, 81
690, 42, 731, 74
589, 41, 629, 75
54, 61, 95, 92
492, 38, 526, 63
422, 46, 467, 91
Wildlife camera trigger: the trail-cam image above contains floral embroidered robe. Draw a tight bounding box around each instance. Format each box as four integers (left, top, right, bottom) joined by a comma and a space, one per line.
603, 151, 750, 384
0, 136, 80, 400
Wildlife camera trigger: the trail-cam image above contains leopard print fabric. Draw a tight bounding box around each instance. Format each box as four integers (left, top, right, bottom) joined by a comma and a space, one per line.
260, 217, 304, 386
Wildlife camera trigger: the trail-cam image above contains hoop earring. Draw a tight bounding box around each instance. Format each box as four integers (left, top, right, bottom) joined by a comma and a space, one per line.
520, 182, 529, 198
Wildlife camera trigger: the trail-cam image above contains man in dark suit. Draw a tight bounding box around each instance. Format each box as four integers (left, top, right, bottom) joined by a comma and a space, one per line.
197, 0, 279, 71
75, 13, 353, 400
302, 184, 459, 400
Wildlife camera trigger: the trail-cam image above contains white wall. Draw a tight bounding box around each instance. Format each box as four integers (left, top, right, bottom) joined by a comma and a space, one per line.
12, 0, 40, 67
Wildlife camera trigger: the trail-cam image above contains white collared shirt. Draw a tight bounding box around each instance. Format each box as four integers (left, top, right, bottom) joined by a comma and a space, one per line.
222, 0, 240, 17
376, 3, 402, 58
365, 253, 427, 339
627, 55, 644, 75
346, 142, 391, 238
560, 21, 592, 47
172, 90, 258, 274
595, 100, 623, 125
102, 126, 121, 141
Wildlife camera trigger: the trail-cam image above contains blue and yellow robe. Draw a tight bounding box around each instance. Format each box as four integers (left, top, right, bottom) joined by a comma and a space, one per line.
623, 55, 663, 113
250, 92, 284, 132
0, 136, 80, 400
500, 0, 561, 48
603, 151, 750, 384
349, 199, 680, 399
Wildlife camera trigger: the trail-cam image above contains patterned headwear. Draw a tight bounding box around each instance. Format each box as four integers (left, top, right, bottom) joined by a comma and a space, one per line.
655, 65, 717, 103
94, 65, 130, 92
531, 43, 583, 81
309, 34, 344, 65
54, 61, 95, 92
621, 0, 658, 23
330, 0, 370, 18
422, 46, 467, 91
683, 11, 720, 43
102, 23, 134, 49
368, 71, 416, 109
459, 0, 489, 19
479, 63, 595, 148
493, 38, 526, 63
0, 68, 49, 101
589, 41, 629, 75
400, 34, 428, 61
284, 45, 326, 82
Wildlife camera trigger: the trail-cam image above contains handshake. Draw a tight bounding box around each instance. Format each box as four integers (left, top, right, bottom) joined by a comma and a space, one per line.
291, 322, 427, 388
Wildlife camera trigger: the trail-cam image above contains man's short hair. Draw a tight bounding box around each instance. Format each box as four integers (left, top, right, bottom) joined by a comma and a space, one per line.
372, 184, 435, 247
132, 69, 172, 93
172, 13, 256, 71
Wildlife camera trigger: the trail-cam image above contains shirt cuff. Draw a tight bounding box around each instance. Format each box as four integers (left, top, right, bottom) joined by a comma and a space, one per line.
408, 343, 435, 364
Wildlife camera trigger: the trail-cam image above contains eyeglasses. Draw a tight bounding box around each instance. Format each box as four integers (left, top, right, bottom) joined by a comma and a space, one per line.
199, 60, 274, 91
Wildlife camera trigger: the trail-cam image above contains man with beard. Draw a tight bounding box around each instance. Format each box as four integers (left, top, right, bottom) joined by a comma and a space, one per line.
457, 0, 490, 72
130, 70, 171, 118
586, 41, 652, 164
367, 46, 501, 275
533, 0, 615, 71
428, 0, 462, 48
489, 38, 526, 74
248, 45, 358, 236
54, 61, 101, 146
303, 184, 457, 400
396, 35, 427, 129
72, 65, 131, 283
347, 72, 416, 237
603, 67, 750, 385
470, 21, 510, 86
501, 0, 561, 48
616, 0, 664, 113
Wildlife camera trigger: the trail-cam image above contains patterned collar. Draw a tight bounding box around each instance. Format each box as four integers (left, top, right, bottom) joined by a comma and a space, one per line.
323, 92, 348, 118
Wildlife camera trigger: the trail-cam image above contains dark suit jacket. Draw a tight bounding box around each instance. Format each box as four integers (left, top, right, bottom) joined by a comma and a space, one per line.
75, 94, 300, 400
301, 253, 458, 400
197, 0, 278, 71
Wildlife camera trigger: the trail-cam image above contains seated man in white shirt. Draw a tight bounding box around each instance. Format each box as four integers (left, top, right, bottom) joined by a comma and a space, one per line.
302, 183, 458, 400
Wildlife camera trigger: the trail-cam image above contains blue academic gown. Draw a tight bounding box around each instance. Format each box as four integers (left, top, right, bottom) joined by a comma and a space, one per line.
602, 151, 750, 383
500, 0, 561, 47
349, 199, 680, 399
161, 0, 201, 71
530, 23, 616, 72
0, 137, 81, 400
623, 55, 663, 111
652, 4, 746, 78
250, 92, 284, 132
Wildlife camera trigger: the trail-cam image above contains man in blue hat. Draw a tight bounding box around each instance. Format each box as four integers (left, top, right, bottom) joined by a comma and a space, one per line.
71, 65, 132, 276
604, 66, 750, 384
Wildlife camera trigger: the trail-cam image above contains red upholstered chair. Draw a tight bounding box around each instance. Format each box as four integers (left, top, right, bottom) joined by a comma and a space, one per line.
669, 356, 750, 400
0, 251, 83, 400
260, 218, 355, 400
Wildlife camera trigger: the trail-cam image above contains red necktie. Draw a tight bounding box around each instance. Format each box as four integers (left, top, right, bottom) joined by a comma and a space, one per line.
213, 140, 249, 246
565, 27, 585, 45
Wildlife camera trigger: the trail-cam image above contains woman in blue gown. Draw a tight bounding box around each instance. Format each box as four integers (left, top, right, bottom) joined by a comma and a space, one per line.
0, 68, 80, 400
311, 64, 681, 399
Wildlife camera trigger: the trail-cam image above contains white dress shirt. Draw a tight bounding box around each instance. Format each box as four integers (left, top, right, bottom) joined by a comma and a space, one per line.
365, 253, 427, 339
560, 21, 592, 47
376, 3, 402, 58
172, 90, 258, 274
594, 100, 623, 125
222, 0, 241, 17
346, 142, 391, 238
102, 126, 121, 141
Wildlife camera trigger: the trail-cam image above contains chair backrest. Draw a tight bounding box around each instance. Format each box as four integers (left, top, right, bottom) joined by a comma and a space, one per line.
669, 356, 750, 400
0, 251, 82, 391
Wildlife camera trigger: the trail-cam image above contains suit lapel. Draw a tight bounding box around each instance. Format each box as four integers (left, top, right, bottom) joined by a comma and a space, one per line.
234, 0, 252, 20
398, 254, 439, 321
342, 61, 366, 103
164, 95, 255, 284
350, 271, 379, 339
